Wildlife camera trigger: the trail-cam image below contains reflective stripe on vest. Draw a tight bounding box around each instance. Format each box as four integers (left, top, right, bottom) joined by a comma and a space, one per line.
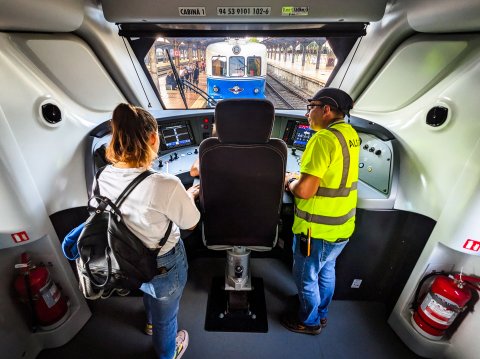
315, 128, 356, 198
295, 207, 356, 225
296, 126, 357, 226
316, 181, 357, 197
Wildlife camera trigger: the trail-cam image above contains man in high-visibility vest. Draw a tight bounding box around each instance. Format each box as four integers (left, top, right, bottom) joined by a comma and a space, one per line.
281, 87, 360, 335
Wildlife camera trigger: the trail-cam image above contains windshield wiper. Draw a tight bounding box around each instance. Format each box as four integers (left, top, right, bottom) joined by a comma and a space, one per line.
166, 50, 188, 109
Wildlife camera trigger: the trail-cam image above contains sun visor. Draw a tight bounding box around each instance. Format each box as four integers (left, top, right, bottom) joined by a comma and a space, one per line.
406, 0, 480, 33
100, 0, 387, 24
0, 0, 84, 32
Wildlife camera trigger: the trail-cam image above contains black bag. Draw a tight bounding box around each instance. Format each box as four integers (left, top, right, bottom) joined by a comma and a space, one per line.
76, 169, 172, 299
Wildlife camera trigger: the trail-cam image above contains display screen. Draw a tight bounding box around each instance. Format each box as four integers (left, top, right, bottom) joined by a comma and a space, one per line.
293, 123, 314, 148
160, 122, 193, 150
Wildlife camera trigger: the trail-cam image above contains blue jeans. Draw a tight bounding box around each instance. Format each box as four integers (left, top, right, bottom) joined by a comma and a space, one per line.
292, 235, 348, 326
141, 240, 188, 359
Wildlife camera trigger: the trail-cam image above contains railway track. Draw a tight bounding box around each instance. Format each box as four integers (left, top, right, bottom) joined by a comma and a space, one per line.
266, 74, 310, 110
156, 65, 172, 77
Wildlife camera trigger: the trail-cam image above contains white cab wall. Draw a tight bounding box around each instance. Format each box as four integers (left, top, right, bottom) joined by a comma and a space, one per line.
350, 29, 480, 359
77, 3, 163, 111
0, 2, 163, 356
354, 34, 480, 221
0, 26, 131, 359
0, 33, 122, 214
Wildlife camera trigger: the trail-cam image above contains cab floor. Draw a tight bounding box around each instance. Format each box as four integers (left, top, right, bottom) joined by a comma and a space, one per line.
38, 258, 420, 359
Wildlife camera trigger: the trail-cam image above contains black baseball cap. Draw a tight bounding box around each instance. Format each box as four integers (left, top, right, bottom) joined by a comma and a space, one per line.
308, 87, 354, 117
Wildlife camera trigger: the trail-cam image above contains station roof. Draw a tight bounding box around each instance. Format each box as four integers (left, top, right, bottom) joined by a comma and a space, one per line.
152, 37, 328, 50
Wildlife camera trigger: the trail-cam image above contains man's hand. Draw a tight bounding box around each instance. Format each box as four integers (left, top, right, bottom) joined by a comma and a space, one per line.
287, 172, 320, 199
284, 172, 299, 192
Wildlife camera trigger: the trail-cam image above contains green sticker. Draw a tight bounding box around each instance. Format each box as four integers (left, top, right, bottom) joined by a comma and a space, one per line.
282, 6, 309, 16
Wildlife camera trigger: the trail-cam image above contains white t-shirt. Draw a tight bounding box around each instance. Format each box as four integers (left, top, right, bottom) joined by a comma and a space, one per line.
95, 165, 200, 255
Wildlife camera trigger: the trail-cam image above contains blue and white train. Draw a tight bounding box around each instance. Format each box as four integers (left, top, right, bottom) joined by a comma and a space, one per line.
206, 40, 267, 101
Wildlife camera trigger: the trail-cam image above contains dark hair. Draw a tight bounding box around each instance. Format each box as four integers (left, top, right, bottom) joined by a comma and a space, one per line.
105, 103, 158, 167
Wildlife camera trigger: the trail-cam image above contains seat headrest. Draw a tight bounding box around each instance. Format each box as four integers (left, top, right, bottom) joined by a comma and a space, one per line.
215, 99, 275, 144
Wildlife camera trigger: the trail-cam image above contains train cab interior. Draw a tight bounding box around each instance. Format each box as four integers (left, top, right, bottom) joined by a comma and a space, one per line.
1, 0, 480, 358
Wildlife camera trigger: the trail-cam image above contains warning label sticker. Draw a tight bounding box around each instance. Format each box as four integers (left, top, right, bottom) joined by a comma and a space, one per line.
282, 6, 309, 16
463, 239, 480, 252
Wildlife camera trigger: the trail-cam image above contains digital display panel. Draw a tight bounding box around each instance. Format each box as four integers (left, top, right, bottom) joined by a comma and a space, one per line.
293, 123, 314, 148
160, 122, 193, 150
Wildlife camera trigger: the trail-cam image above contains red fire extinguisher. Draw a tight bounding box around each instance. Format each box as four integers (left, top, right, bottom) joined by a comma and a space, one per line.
412, 271, 480, 340
14, 253, 69, 331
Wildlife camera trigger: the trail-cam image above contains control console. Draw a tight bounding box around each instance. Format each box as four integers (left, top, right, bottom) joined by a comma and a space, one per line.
155, 146, 199, 176
281, 118, 397, 203
159, 121, 194, 151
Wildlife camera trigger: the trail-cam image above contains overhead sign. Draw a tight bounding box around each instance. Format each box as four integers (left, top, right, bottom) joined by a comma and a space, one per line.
178, 7, 206, 16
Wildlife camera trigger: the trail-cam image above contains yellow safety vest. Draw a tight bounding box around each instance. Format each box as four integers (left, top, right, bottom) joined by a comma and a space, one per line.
293, 122, 360, 241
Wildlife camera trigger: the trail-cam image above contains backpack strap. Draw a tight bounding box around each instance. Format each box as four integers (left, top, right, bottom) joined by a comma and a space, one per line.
87, 166, 107, 212
93, 166, 107, 197
89, 168, 152, 211
94, 168, 173, 250
115, 170, 173, 249
158, 220, 173, 249
114, 170, 154, 208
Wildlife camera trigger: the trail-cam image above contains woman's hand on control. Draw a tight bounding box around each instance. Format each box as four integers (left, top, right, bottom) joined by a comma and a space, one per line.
187, 184, 200, 199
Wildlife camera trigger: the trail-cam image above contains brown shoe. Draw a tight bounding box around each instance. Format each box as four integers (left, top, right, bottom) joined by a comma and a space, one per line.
320, 318, 327, 328
281, 314, 321, 335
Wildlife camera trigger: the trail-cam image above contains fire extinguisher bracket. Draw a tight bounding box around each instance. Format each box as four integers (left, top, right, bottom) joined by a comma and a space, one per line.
411, 271, 479, 341
14, 253, 70, 331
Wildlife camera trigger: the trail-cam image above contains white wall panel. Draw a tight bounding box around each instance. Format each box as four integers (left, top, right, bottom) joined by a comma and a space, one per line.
353, 35, 480, 220
0, 33, 123, 215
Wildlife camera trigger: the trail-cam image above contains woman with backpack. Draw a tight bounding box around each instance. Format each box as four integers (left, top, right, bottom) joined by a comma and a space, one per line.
97, 103, 200, 359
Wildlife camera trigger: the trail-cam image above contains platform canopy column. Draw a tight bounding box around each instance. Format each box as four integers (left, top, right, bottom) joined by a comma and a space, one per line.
186, 41, 193, 63
301, 41, 308, 67
146, 44, 156, 76
173, 40, 181, 67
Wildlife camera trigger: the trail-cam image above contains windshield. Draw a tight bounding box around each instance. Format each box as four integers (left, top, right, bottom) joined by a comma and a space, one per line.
143, 37, 339, 110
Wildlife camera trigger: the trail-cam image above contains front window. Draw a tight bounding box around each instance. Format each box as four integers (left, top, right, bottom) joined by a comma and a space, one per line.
247, 56, 261, 76
212, 56, 226, 76
229, 56, 245, 77
141, 36, 345, 110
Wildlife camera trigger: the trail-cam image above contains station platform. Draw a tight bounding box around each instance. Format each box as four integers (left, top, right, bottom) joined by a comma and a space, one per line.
158, 71, 208, 109
267, 58, 334, 85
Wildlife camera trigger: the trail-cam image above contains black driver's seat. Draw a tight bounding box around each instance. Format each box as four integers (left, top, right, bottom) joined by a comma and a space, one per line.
198, 98, 287, 331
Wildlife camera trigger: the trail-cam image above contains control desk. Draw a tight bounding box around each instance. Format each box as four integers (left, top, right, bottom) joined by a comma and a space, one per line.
87, 113, 398, 210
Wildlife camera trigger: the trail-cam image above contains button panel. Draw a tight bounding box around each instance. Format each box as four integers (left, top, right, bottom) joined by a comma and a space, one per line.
358, 133, 393, 194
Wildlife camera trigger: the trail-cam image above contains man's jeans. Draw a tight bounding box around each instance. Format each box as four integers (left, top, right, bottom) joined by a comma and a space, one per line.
292, 235, 348, 326
141, 240, 188, 359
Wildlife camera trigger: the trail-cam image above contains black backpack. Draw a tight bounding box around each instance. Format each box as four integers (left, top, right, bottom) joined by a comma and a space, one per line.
76, 168, 172, 299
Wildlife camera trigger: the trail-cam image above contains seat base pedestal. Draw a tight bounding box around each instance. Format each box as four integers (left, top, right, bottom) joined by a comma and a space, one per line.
204, 276, 268, 332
